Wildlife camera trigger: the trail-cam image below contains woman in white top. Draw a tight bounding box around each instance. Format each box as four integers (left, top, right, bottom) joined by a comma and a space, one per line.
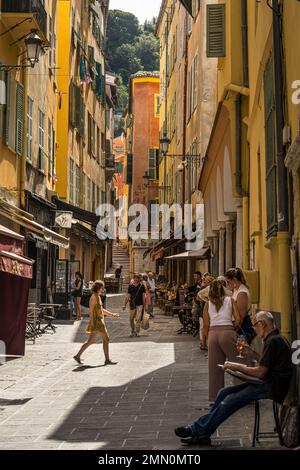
202, 280, 240, 402
225, 267, 255, 344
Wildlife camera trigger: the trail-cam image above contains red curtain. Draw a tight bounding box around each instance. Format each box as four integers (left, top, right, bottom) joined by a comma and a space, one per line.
0, 271, 31, 356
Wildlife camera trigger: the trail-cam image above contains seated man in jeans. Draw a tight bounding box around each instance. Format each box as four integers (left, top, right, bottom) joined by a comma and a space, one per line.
175, 311, 293, 445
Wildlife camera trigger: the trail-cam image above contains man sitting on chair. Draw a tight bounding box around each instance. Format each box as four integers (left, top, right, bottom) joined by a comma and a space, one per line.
174, 311, 293, 445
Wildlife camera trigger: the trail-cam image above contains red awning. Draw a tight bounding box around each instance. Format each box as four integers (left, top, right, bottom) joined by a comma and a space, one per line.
0, 251, 34, 279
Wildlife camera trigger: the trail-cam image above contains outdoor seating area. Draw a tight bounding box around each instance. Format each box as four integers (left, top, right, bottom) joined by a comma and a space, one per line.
25, 303, 63, 343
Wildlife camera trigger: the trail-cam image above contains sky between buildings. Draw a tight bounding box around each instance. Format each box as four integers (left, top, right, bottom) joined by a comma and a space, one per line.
109, 0, 162, 24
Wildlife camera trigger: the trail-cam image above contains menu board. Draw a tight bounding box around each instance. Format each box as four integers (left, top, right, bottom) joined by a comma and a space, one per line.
55, 260, 67, 293
68, 261, 80, 293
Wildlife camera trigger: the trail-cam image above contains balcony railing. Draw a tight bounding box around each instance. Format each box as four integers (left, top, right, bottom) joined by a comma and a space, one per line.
1, 0, 47, 38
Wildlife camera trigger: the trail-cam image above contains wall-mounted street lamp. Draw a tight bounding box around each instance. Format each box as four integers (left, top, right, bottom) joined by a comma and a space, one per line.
0, 31, 43, 72
159, 136, 170, 156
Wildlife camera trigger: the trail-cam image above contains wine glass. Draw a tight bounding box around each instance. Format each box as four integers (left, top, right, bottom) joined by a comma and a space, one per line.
236, 335, 246, 358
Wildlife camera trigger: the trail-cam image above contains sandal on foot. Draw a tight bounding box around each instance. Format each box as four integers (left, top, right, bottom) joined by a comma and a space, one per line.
73, 355, 82, 364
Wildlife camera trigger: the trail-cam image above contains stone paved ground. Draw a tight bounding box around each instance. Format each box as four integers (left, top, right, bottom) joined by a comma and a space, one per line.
0, 295, 279, 450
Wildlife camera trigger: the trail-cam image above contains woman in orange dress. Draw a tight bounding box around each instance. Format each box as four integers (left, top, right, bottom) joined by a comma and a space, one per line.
73, 280, 119, 365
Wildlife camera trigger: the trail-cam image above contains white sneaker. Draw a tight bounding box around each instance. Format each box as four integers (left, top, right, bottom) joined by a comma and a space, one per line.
130, 332, 135, 337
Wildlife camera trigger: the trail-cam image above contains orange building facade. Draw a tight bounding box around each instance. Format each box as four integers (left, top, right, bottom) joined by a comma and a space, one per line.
125, 72, 160, 273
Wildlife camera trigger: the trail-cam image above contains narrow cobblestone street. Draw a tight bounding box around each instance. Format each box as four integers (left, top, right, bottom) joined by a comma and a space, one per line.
0, 295, 277, 450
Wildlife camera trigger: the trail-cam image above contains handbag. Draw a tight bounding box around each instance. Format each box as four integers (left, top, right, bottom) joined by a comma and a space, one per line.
238, 314, 256, 345
141, 309, 150, 330
279, 365, 300, 448
279, 404, 300, 448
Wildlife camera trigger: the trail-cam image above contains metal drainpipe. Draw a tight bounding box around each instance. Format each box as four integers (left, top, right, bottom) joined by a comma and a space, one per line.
272, 0, 289, 232
182, 24, 188, 208
271, 0, 291, 340
235, 93, 243, 197
163, 13, 169, 205
241, 0, 249, 88
241, 0, 249, 270
20, 68, 28, 209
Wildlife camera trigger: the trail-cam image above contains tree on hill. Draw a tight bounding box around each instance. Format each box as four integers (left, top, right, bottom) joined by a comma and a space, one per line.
106, 10, 140, 65
135, 34, 160, 72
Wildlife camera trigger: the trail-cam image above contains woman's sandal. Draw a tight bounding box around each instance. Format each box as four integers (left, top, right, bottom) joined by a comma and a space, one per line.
73, 355, 82, 364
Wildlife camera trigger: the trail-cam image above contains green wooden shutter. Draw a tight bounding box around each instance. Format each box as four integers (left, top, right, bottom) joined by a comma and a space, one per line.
16, 83, 24, 156
74, 85, 80, 129
156, 149, 159, 180
148, 149, 155, 179
4, 71, 11, 146
101, 75, 106, 104
69, 81, 75, 127
264, 53, 277, 239
95, 62, 102, 100
126, 154, 133, 184
80, 96, 85, 139
207, 4, 225, 58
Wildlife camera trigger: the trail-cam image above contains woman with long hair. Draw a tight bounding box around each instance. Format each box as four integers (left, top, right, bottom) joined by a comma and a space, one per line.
202, 280, 240, 402
73, 280, 119, 365
225, 267, 255, 344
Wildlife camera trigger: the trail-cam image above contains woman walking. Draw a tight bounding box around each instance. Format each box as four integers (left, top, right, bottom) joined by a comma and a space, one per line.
73, 280, 119, 365
225, 267, 254, 344
202, 280, 240, 402
72, 272, 83, 321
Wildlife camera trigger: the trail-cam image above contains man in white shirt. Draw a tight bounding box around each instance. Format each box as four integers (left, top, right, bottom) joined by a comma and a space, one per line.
147, 271, 156, 318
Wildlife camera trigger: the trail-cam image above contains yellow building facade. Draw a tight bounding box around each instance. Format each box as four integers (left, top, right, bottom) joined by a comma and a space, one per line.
199, 0, 294, 339
0, 1, 69, 304
155, 0, 217, 283
56, 0, 108, 282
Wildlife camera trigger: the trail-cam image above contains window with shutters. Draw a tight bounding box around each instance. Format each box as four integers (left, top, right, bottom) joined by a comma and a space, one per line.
69, 159, 74, 203
5, 72, 17, 151
82, 173, 86, 209
187, 68, 192, 121
75, 164, 80, 206
74, 85, 85, 137
193, 55, 198, 112
52, 128, 56, 178
49, 16, 53, 67
38, 109, 45, 171
154, 94, 160, 118
148, 149, 159, 180
26, 97, 33, 161
264, 53, 278, 239
48, 118, 52, 176
87, 176, 91, 211
15, 83, 24, 156
92, 181, 96, 212
207, 4, 225, 58
69, 81, 75, 127
97, 126, 100, 162
90, 114, 95, 156
126, 154, 133, 184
